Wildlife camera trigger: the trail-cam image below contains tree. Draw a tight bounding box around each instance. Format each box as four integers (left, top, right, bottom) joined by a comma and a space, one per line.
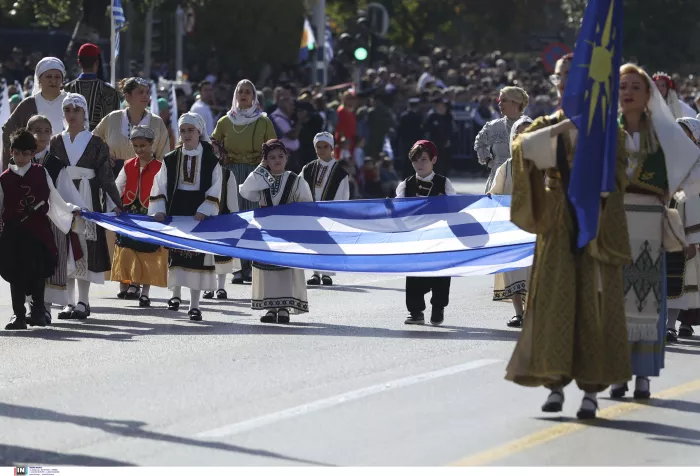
561, 0, 700, 72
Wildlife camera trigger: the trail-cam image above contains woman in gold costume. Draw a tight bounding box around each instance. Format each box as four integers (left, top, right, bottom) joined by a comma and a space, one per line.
504, 54, 633, 420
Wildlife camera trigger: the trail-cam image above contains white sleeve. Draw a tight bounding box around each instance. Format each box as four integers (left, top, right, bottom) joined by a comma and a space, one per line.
474, 121, 492, 162
238, 166, 273, 203
335, 176, 350, 201
197, 163, 223, 216
487, 163, 507, 194
444, 178, 457, 196
295, 176, 314, 203
519, 127, 558, 170
56, 168, 87, 209
148, 162, 168, 216
395, 180, 407, 198
106, 166, 127, 212
226, 170, 239, 213
45, 169, 78, 234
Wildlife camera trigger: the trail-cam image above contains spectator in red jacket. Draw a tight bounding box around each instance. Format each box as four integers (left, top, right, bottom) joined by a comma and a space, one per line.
334, 90, 357, 159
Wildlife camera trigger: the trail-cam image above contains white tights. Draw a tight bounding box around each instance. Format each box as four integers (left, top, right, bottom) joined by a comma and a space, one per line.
171, 286, 201, 311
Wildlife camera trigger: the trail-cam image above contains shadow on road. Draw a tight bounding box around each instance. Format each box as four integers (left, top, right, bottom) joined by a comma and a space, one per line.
0, 444, 133, 466
0, 318, 521, 344
0, 403, 330, 466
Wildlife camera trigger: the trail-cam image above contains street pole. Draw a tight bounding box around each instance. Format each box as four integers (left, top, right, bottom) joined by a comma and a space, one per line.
175, 6, 184, 78
144, 3, 154, 78
313, 0, 326, 87
110, 5, 116, 86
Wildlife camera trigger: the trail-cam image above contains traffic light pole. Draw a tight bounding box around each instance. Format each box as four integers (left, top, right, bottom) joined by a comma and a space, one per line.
313, 0, 327, 87
144, 3, 154, 78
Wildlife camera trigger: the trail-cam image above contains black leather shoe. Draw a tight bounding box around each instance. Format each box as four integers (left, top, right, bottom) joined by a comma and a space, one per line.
260, 311, 277, 323
404, 312, 425, 325
576, 396, 598, 420
307, 275, 321, 285
541, 390, 564, 412
5, 315, 27, 330
430, 307, 444, 326
71, 302, 89, 320
188, 309, 203, 321
202, 291, 215, 299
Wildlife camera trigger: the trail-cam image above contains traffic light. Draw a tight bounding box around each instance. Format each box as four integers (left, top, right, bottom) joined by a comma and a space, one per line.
354, 16, 370, 64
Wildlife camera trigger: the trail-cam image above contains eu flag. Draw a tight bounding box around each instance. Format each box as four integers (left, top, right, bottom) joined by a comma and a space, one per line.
562, 0, 623, 248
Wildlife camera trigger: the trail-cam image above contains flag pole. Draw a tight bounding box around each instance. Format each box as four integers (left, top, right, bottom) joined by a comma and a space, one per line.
110, 3, 117, 86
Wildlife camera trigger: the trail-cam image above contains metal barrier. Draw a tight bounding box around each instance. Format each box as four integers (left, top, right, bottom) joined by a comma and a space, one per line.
452, 116, 476, 161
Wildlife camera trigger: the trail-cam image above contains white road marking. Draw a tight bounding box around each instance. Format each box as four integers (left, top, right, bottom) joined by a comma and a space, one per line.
195, 359, 501, 438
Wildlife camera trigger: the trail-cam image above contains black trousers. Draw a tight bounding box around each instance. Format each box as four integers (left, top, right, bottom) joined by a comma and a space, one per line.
10, 279, 45, 318
405, 276, 451, 313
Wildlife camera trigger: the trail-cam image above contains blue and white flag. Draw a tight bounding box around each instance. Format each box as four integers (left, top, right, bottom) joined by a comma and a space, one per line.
324, 21, 334, 63
82, 195, 534, 277
113, 0, 126, 58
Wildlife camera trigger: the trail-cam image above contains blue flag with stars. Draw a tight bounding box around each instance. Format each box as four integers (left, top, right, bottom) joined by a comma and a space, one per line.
562, 0, 623, 248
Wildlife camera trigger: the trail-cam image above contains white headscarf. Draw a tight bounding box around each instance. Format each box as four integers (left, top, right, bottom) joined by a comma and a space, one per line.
178, 111, 211, 144
62, 93, 90, 131
313, 131, 334, 148
32, 57, 66, 96
638, 69, 700, 194
509, 116, 533, 154
227, 79, 266, 126
677, 117, 700, 144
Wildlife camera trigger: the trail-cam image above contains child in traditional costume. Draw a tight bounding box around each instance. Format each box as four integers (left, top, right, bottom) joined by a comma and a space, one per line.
149, 112, 224, 321
50, 93, 123, 321
302, 132, 349, 286
239, 139, 313, 324
27, 114, 87, 322
0, 129, 80, 330
488, 116, 534, 328
396, 140, 457, 326
110, 125, 169, 307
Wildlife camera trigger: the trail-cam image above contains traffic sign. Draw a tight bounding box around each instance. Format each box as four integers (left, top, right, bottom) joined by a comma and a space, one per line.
541, 42, 572, 72
185, 6, 196, 35
366, 2, 389, 37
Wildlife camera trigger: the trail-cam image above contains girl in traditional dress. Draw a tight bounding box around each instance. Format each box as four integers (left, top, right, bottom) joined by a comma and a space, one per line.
488, 116, 533, 328
2, 57, 67, 170
212, 79, 276, 285
94, 77, 171, 296
239, 139, 313, 324
610, 64, 700, 400
652, 73, 696, 120
50, 93, 123, 320
149, 112, 230, 321
110, 126, 169, 307
28, 114, 87, 321
667, 117, 700, 341
474, 86, 530, 192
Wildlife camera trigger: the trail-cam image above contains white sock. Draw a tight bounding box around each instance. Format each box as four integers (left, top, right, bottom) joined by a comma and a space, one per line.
171, 286, 182, 299
580, 392, 598, 411
635, 376, 650, 392
217, 274, 226, 290
141, 284, 150, 297
189, 288, 200, 310
667, 308, 680, 330
545, 387, 564, 403
66, 279, 76, 306
120, 282, 129, 293
77, 280, 90, 306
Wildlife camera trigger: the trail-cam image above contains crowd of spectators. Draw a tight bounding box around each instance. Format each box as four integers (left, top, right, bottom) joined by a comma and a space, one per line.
5, 44, 700, 198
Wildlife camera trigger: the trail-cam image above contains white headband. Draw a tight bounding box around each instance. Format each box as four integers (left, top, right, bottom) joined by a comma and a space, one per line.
62, 93, 89, 131
33, 57, 66, 96
178, 112, 211, 143
313, 131, 334, 148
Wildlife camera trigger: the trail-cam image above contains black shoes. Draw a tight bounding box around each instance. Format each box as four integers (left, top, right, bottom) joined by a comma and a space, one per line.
430, 307, 444, 326
5, 315, 28, 330
307, 274, 333, 286
188, 308, 202, 321
507, 315, 523, 328
404, 312, 425, 325
167, 297, 181, 311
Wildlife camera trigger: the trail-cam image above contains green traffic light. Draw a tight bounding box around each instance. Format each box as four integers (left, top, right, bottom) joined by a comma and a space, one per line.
354, 47, 368, 61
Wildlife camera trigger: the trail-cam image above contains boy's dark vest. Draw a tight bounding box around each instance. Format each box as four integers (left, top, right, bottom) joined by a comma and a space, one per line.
301, 160, 348, 201
404, 174, 446, 197
0, 164, 55, 255
159, 142, 218, 216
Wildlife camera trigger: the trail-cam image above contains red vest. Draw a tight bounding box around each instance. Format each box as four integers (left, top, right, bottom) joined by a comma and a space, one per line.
122, 157, 162, 208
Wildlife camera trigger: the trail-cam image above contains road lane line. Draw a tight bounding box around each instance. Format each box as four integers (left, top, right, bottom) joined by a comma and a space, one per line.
195, 358, 501, 439
450, 378, 700, 466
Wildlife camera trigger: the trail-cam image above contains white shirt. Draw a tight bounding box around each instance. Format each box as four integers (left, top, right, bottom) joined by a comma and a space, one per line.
395, 171, 457, 198
190, 100, 216, 136
34, 91, 68, 135
239, 166, 313, 206
0, 162, 79, 235
310, 159, 350, 202
148, 149, 225, 217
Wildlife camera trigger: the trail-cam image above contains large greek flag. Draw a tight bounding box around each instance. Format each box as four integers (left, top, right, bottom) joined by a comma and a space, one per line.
82, 195, 534, 277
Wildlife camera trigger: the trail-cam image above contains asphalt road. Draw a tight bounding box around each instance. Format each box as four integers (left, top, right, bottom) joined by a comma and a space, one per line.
1, 177, 699, 467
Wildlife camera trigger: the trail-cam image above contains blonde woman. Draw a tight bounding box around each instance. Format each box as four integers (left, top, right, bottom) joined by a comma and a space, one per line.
488, 116, 533, 328
474, 86, 530, 192
212, 79, 276, 284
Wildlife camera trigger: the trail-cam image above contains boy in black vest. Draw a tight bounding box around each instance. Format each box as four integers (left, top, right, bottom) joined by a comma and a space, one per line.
302, 132, 350, 286
395, 140, 456, 325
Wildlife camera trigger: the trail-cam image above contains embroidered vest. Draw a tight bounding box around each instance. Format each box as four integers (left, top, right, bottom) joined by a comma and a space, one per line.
262, 173, 299, 208
0, 164, 56, 255
162, 142, 217, 216
123, 157, 162, 208
302, 160, 348, 201
404, 174, 447, 197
